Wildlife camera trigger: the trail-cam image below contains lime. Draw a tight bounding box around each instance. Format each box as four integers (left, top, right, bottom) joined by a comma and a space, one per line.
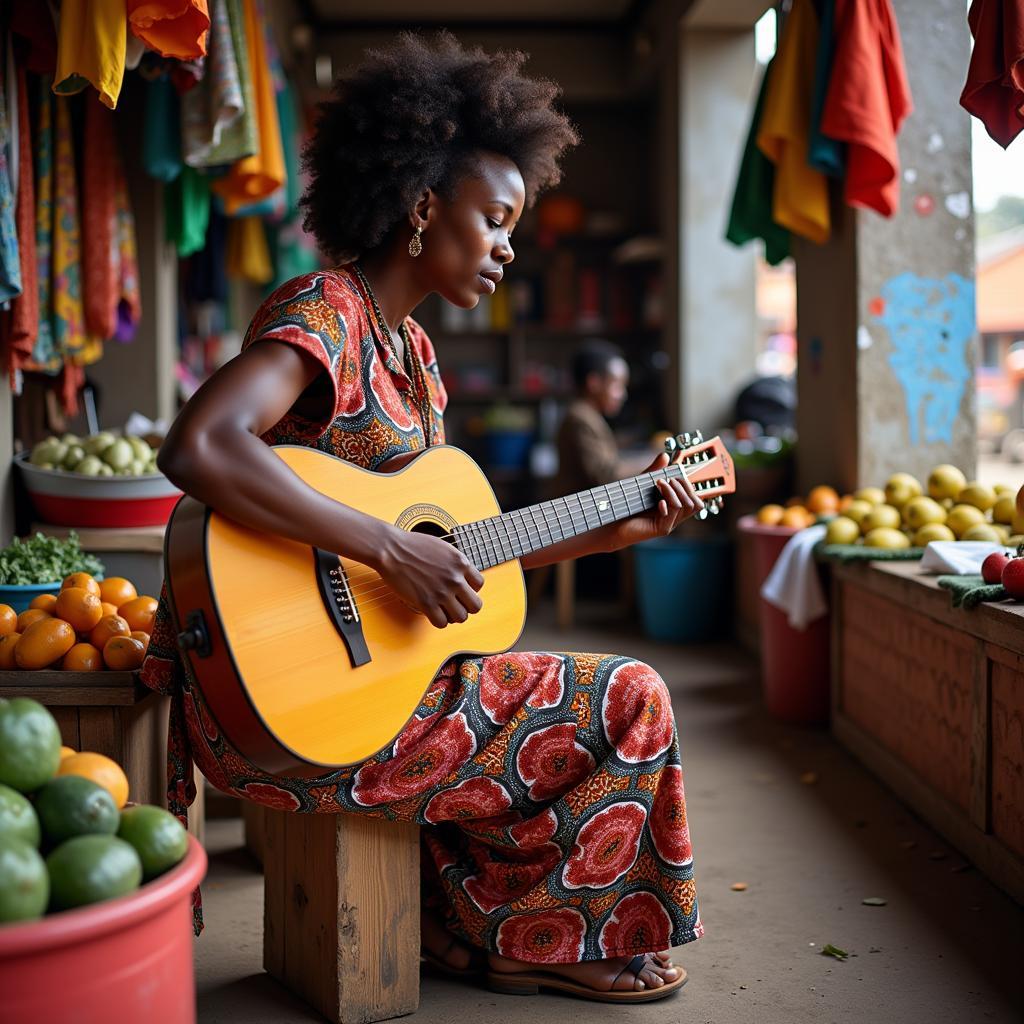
46, 835, 142, 911
0, 783, 41, 847
35, 775, 119, 847
117, 805, 188, 880
0, 836, 49, 922
0, 698, 62, 793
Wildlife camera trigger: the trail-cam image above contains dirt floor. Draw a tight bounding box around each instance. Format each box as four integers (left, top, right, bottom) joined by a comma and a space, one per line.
192, 603, 1024, 1024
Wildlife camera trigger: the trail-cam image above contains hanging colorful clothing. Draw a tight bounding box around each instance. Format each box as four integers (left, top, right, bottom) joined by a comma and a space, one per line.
756, 0, 830, 245
960, 0, 1024, 149
210, 0, 285, 213
30, 80, 59, 374
181, 0, 243, 166
225, 215, 272, 283
140, 268, 704, 957
808, 0, 845, 177
143, 75, 183, 182
726, 58, 791, 266
82, 99, 118, 339
53, 0, 127, 109
0, 65, 22, 302
820, 0, 912, 217
128, 0, 211, 61
112, 170, 142, 343
165, 166, 210, 258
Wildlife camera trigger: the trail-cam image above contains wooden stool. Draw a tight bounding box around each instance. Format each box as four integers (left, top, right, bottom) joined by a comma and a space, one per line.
261, 807, 421, 1024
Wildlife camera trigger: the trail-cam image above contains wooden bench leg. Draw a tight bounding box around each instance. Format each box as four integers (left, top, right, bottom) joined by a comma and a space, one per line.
262, 810, 420, 1024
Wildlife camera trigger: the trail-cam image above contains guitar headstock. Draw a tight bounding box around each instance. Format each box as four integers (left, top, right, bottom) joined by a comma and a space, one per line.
664, 431, 736, 519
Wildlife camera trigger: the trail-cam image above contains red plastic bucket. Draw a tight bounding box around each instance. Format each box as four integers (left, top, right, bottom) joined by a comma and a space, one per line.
738, 515, 831, 726
0, 835, 207, 1024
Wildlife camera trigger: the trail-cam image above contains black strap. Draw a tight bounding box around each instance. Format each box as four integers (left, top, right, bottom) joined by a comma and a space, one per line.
612, 953, 649, 990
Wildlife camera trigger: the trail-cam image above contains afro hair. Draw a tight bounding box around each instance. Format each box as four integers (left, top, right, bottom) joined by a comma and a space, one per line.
300, 31, 580, 263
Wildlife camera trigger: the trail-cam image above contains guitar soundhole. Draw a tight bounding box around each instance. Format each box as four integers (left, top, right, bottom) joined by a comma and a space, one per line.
395, 502, 459, 540
409, 519, 453, 542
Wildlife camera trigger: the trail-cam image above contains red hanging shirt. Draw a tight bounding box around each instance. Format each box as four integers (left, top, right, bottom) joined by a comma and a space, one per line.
960, 0, 1024, 148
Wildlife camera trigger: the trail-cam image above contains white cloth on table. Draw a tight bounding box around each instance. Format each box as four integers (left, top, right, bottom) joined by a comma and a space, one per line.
919, 540, 1011, 575
760, 524, 828, 630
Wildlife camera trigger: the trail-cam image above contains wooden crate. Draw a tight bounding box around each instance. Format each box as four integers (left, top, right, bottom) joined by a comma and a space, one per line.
0, 670, 204, 844
831, 561, 1024, 904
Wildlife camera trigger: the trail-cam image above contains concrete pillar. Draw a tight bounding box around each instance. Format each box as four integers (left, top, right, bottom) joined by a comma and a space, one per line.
677, 27, 759, 432
796, 0, 975, 493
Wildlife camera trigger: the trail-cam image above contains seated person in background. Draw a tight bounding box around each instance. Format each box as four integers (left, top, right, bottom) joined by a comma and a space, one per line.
555, 340, 651, 495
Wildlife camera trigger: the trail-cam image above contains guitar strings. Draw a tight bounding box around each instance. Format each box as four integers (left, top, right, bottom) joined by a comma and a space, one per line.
336, 461, 725, 603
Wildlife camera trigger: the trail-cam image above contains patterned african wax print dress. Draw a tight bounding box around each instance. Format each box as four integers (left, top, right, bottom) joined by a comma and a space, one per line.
140, 266, 704, 961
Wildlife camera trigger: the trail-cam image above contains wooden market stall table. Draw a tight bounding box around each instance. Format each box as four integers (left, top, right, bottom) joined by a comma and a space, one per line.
830, 559, 1024, 903
0, 668, 203, 845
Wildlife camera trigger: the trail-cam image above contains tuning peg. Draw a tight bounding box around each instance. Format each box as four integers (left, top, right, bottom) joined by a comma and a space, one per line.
663, 435, 678, 455
709, 499, 721, 515
676, 432, 691, 450
693, 429, 704, 445
698, 506, 709, 520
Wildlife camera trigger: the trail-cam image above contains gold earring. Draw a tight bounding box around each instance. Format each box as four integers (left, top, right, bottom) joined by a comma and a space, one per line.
408, 225, 423, 258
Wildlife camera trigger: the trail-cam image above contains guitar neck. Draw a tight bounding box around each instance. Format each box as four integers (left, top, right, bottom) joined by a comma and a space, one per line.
454, 461, 719, 571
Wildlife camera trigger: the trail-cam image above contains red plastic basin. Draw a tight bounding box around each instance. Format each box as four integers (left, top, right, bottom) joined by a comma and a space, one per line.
0, 835, 207, 1024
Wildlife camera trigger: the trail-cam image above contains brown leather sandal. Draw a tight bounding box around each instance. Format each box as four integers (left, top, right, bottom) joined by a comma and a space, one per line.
486, 952, 688, 1003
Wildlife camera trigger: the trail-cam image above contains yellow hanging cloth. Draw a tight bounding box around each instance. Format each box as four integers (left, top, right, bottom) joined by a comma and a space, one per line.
54, 0, 127, 109
226, 216, 273, 284
756, 0, 830, 245
211, 0, 284, 214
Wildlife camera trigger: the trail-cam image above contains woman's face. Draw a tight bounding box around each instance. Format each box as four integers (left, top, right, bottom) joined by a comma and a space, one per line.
419, 151, 526, 308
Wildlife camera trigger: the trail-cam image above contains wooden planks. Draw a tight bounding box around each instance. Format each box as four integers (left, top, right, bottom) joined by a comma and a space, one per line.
263, 810, 420, 1024
831, 562, 1024, 905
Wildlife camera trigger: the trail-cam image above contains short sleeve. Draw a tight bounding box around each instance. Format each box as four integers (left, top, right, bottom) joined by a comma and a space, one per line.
241, 272, 354, 440
407, 317, 448, 416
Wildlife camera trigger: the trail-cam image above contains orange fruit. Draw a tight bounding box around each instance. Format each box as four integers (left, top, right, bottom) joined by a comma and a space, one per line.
29, 593, 58, 613
89, 614, 131, 651
98, 577, 137, 607
17, 608, 51, 632
62, 642, 104, 672
118, 596, 157, 635
14, 617, 76, 670
756, 504, 785, 526
780, 506, 812, 530
0, 604, 16, 635
57, 752, 129, 808
806, 485, 840, 515
130, 630, 150, 651
55, 587, 104, 633
0, 632, 20, 669
103, 636, 147, 671
100, 602, 120, 618
60, 745, 76, 761
837, 494, 854, 513
785, 496, 805, 507
61, 573, 101, 597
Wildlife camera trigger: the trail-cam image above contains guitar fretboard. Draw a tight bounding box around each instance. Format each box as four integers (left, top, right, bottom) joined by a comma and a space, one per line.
452, 463, 716, 571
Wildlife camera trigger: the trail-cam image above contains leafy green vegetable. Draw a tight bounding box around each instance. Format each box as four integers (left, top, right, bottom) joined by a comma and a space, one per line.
821, 944, 849, 960
0, 532, 105, 585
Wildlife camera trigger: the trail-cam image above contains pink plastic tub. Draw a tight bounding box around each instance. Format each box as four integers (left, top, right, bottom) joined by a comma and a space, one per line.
0, 835, 206, 1024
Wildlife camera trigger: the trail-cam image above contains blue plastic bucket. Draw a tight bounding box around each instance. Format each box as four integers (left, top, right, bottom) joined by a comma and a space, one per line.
0, 582, 63, 614
634, 536, 733, 643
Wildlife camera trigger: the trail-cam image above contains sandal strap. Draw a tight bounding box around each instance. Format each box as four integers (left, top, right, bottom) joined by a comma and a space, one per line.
611, 953, 649, 991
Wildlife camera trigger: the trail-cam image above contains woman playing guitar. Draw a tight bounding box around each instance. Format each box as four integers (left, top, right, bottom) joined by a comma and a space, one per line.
143, 31, 704, 1003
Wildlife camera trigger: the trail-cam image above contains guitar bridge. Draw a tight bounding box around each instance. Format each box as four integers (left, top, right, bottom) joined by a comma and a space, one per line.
313, 548, 371, 667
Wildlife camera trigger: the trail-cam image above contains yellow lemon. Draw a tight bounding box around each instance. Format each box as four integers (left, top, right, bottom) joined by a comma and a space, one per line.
913, 523, 955, 546
885, 473, 923, 509
825, 516, 861, 545
993, 494, 1015, 525
902, 496, 946, 530
861, 504, 901, 534
946, 504, 987, 538
853, 486, 885, 506
864, 527, 911, 549
961, 523, 1002, 543
927, 464, 967, 501
844, 499, 874, 528
957, 482, 996, 513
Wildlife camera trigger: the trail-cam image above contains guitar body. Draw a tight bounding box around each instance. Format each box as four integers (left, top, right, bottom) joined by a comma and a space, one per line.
165, 445, 526, 777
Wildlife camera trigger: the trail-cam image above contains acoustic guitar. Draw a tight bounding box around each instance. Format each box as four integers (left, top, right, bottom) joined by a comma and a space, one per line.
164, 433, 735, 777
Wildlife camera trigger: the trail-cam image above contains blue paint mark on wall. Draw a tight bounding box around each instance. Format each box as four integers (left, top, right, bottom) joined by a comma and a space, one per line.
872, 272, 975, 446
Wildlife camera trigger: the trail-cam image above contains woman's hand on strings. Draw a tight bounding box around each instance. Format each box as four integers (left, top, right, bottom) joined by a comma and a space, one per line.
373, 528, 484, 629
602, 451, 703, 551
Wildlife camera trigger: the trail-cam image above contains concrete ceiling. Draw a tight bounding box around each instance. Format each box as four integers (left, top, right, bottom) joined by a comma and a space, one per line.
306, 0, 634, 22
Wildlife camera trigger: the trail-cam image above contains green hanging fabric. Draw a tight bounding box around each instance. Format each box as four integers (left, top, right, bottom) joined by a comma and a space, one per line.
165, 166, 211, 257
725, 57, 791, 266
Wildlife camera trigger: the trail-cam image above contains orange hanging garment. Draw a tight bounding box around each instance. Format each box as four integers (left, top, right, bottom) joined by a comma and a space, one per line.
127, 0, 210, 61
211, 0, 284, 214
756, 0, 830, 245
960, 0, 1024, 148
820, 0, 912, 217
